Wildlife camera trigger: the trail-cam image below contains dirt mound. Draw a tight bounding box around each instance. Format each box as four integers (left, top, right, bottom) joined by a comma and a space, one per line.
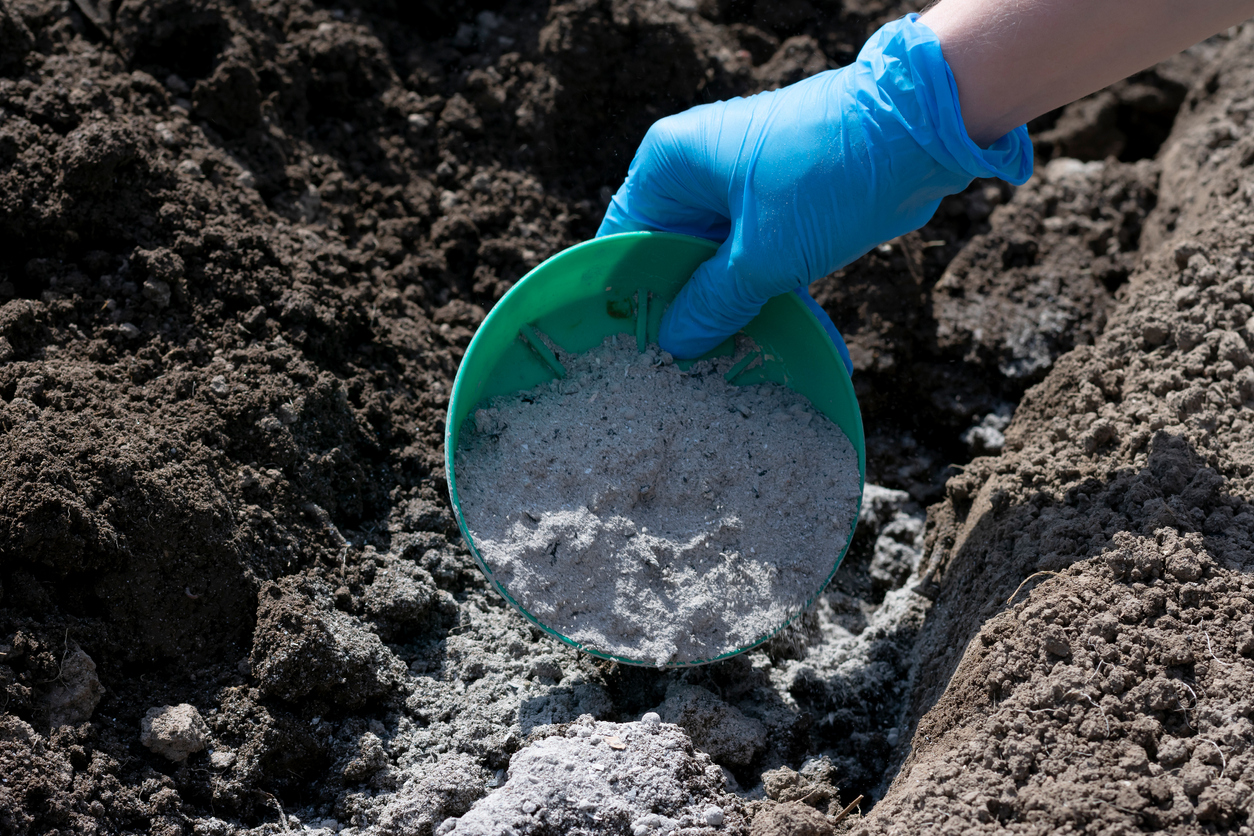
861, 24, 1254, 834
0, 0, 1244, 833
933, 156, 1156, 382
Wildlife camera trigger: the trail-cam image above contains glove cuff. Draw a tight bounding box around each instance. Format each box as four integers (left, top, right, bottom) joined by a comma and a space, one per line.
862, 14, 1034, 186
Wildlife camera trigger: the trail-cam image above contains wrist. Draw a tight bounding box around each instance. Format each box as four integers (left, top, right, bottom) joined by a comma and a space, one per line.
859, 15, 1034, 186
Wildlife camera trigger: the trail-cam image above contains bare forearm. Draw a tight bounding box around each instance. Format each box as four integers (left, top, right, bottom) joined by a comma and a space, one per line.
921, 0, 1254, 145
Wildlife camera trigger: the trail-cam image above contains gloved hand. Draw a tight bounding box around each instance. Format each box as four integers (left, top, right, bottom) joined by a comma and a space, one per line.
596, 14, 1033, 366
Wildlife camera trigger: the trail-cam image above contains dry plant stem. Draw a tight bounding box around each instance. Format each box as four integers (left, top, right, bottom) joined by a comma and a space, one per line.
1067, 690, 1110, 738
1195, 738, 1228, 778
1205, 631, 1231, 666
831, 795, 864, 827
36, 628, 71, 686
1005, 571, 1059, 606
266, 794, 292, 836
1171, 682, 1199, 730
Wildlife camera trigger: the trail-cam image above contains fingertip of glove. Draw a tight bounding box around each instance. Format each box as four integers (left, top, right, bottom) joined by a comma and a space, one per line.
657, 302, 728, 360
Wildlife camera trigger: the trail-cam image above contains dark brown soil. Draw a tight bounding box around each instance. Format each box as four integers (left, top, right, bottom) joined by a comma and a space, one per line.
0, 0, 1246, 834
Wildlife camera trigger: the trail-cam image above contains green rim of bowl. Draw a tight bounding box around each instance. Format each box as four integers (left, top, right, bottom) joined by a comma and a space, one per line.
445, 231, 865, 666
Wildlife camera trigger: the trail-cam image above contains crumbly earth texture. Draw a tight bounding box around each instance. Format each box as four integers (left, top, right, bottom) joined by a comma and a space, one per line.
1, 0, 1250, 833
456, 338, 861, 665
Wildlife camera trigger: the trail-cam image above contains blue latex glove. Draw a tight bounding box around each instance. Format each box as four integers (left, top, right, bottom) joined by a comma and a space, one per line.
596, 14, 1033, 367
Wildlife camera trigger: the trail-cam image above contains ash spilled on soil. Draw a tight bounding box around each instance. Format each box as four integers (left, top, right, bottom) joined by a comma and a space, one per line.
0, 0, 1239, 834
440, 715, 750, 836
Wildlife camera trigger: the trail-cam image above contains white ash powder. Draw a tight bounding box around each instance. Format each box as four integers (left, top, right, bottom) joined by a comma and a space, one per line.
455, 337, 861, 665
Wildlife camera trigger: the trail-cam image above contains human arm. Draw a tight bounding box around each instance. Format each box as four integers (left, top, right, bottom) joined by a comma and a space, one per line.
596, 14, 1031, 361
597, 3, 1254, 362
923, 0, 1254, 146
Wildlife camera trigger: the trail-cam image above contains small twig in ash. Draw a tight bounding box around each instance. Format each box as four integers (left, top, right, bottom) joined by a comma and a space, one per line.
1006, 571, 1060, 606
830, 795, 864, 827
265, 793, 292, 835
1196, 738, 1227, 778
1205, 632, 1231, 667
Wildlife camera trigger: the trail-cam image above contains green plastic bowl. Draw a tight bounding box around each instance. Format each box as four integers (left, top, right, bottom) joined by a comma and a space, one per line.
445, 231, 865, 666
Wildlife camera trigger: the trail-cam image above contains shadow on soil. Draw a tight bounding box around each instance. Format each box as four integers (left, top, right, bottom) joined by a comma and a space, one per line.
899, 431, 1253, 764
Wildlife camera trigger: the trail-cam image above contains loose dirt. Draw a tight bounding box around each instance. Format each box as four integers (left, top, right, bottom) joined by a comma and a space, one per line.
456, 338, 860, 665
1, 0, 1251, 834
859, 25, 1254, 834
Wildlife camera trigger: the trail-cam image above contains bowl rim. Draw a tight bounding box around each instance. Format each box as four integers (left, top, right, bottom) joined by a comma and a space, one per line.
443, 231, 864, 666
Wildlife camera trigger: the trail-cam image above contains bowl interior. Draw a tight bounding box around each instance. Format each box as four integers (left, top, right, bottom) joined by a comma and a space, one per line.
445, 231, 865, 665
